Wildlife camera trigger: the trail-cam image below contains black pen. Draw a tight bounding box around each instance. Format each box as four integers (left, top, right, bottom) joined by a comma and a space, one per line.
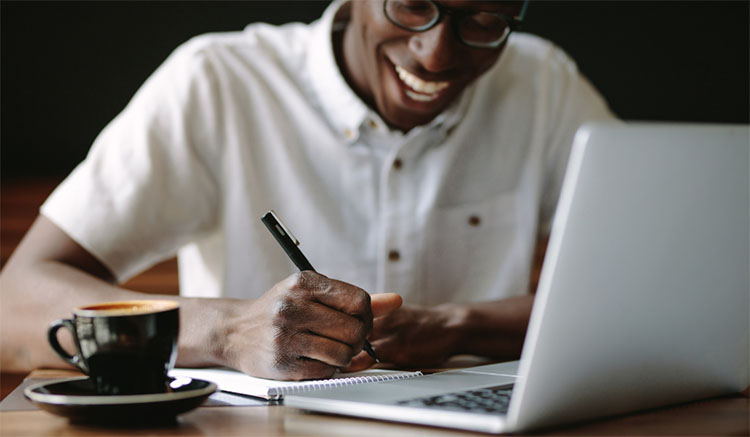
261, 210, 380, 363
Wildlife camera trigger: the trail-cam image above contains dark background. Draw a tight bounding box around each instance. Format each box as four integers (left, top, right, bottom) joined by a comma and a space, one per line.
2, 1, 748, 180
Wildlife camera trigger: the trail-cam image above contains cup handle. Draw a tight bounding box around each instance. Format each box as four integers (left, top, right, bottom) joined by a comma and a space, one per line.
47, 319, 88, 373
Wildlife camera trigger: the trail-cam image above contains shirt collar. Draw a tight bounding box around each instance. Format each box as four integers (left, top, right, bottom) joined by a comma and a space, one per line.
307, 0, 367, 144
306, 0, 474, 145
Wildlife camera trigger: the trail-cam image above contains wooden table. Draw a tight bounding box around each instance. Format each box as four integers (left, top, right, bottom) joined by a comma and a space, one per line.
1, 369, 748, 436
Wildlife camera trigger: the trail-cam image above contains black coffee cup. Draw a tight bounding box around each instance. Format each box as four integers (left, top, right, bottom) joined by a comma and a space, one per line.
47, 300, 179, 395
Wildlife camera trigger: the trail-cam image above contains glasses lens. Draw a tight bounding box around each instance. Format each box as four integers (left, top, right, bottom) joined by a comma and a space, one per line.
458, 12, 511, 47
385, 0, 439, 31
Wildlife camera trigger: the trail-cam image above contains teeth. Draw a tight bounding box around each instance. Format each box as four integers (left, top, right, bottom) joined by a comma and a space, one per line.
395, 65, 449, 97
405, 90, 439, 102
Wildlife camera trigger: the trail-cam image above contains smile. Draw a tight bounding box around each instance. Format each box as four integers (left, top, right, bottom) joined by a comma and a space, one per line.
394, 65, 449, 102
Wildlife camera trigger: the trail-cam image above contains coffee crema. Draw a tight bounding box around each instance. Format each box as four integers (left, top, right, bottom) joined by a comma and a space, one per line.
75, 300, 179, 317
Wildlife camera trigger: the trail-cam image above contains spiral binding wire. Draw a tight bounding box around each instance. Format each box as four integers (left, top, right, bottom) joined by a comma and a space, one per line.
269, 371, 424, 399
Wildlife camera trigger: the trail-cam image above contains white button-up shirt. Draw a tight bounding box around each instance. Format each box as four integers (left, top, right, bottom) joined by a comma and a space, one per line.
41, 1, 615, 305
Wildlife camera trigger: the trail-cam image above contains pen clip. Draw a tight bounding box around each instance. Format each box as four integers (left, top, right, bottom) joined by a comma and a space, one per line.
267, 210, 299, 246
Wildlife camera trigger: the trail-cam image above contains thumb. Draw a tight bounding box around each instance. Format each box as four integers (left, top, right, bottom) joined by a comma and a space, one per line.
370, 293, 402, 318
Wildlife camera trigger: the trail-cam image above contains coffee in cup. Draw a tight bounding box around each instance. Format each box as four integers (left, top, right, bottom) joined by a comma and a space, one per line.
47, 300, 179, 395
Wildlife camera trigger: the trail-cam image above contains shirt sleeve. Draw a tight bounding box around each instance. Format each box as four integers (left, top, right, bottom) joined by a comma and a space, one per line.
41, 39, 222, 282
538, 54, 617, 235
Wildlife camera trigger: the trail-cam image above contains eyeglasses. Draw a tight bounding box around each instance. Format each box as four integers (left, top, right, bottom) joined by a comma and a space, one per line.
383, 0, 527, 49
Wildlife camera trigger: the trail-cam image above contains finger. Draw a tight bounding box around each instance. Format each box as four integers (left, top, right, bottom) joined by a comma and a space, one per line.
287, 357, 339, 381
288, 272, 372, 318
296, 331, 355, 368
371, 293, 402, 318
295, 302, 368, 347
370, 316, 387, 339
341, 350, 376, 373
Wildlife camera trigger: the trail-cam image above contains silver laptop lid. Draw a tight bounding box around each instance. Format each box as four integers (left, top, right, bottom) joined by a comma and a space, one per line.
509, 122, 749, 431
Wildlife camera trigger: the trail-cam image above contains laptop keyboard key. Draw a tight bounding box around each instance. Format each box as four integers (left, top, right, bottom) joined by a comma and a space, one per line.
397, 385, 513, 414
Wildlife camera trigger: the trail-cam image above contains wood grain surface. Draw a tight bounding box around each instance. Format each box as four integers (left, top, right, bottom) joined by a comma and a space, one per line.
1, 369, 748, 436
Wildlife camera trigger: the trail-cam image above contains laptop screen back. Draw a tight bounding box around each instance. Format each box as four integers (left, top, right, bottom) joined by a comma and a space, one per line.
509, 123, 749, 431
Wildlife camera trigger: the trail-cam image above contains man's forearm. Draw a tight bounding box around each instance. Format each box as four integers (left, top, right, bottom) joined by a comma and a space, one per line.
0, 258, 231, 372
436, 294, 535, 360
1, 216, 397, 380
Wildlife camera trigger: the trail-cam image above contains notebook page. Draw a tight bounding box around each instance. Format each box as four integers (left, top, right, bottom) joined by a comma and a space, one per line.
169, 367, 423, 400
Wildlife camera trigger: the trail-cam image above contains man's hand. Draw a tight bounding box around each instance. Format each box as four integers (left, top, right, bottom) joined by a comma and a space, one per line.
220, 271, 402, 380
343, 304, 459, 371
343, 236, 543, 371
344, 295, 535, 372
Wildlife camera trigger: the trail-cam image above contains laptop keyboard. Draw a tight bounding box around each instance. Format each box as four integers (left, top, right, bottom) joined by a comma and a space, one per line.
397, 385, 513, 414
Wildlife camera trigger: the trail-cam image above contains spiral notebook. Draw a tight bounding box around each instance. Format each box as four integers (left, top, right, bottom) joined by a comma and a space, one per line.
169, 367, 423, 400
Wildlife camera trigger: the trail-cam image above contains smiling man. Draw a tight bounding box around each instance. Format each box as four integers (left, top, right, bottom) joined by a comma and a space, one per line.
342, 0, 521, 130
1, 0, 614, 380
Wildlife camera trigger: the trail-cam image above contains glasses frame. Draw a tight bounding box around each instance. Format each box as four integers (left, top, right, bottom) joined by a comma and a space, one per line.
383, 0, 528, 49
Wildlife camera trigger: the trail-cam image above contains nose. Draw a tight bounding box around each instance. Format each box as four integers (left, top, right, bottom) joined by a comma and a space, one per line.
407, 19, 462, 73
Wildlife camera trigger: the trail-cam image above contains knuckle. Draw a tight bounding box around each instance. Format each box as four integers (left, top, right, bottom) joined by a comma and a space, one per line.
286, 271, 305, 290
344, 319, 367, 343
272, 296, 301, 324
292, 270, 321, 290
336, 286, 371, 316
355, 290, 372, 315
289, 271, 330, 301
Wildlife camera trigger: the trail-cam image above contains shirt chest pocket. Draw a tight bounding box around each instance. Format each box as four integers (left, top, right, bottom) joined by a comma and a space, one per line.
419, 191, 536, 305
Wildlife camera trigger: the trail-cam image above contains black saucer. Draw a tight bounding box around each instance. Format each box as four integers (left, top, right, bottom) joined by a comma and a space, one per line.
24, 376, 217, 425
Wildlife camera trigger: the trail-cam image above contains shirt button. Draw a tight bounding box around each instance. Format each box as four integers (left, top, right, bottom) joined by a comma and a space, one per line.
388, 250, 401, 262
468, 215, 481, 227
368, 119, 378, 129
344, 128, 355, 139
393, 158, 403, 170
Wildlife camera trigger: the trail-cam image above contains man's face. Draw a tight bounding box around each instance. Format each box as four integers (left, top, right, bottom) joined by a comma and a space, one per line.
343, 1, 522, 132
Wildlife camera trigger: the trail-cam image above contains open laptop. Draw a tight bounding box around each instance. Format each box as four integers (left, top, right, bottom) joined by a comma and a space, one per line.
284, 122, 750, 433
